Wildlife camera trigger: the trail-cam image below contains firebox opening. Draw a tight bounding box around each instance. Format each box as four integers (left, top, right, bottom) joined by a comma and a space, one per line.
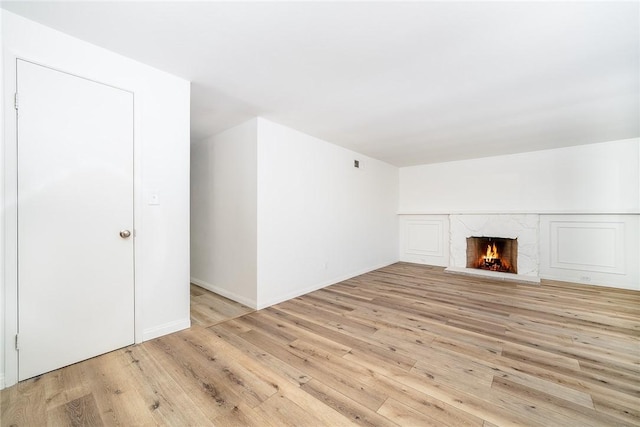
466, 236, 518, 274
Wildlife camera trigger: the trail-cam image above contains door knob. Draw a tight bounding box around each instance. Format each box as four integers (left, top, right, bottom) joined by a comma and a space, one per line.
119, 230, 131, 238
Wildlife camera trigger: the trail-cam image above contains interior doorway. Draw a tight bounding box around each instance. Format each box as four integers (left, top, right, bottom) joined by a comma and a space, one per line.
17, 59, 135, 380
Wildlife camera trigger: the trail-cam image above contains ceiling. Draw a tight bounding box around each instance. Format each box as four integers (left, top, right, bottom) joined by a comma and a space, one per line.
2, 1, 638, 166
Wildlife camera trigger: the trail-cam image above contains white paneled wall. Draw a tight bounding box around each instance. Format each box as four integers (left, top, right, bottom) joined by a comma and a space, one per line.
540, 215, 639, 290
399, 215, 449, 266
398, 138, 639, 290
398, 214, 639, 290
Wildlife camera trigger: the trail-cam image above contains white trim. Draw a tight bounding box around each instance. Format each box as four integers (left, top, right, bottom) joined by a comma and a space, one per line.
549, 220, 625, 274
142, 318, 190, 342
256, 260, 397, 310
398, 211, 640, 215
445, 266, 541, 284
399, 215, 449, 267
133, 89, 143, 345
190, 277, 257, 309
3, 51, 20, 388
406, 221, 444, 257
0, 6, 5, 393
539, 273, 638, 290
539, 214, 639, 289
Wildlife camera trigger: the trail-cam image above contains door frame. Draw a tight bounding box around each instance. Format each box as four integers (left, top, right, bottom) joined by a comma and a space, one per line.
2, 54, 144, 387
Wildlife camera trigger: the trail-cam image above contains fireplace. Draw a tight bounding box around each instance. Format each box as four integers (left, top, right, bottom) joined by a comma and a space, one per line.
466, 236, 518, 274
446, 214, 538, 283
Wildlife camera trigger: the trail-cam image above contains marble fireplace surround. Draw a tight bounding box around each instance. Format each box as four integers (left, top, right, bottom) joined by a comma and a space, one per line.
445, 214, 541, 283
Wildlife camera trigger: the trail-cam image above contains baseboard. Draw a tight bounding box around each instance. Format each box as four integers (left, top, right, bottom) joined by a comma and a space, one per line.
190, 277, 257, 309
444, 266, 540, 284
257, 260, 397, 309
190, 260, 397, 311
539, 273, 639, 291
142, 317, 191, 342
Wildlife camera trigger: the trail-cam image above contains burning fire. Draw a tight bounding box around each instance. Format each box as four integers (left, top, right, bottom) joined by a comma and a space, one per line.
467, 237, 515, 273
484, 243, 499, 261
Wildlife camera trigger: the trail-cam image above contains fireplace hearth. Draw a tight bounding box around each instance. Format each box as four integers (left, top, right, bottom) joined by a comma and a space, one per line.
466, 236, 517, 274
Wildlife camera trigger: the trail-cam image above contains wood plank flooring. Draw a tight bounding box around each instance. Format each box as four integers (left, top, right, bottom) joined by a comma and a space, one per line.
2, 263, 639, 426
189, 284, 254, 327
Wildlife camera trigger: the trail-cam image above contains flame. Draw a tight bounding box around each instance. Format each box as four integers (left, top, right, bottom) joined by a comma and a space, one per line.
485, 243, 499, 260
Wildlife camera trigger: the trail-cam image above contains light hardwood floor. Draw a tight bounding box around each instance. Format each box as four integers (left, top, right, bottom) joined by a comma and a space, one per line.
2, 263, 639, 426
190, 284, 254, 328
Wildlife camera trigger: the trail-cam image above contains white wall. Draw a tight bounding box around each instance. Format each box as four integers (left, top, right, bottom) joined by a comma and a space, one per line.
2, 11, 191, 387
256, 118, 398, 308
191, 119, 258, 308
399, 139, 639, 214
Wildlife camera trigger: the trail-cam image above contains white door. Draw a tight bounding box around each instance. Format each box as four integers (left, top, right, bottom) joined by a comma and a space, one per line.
17, 60, 135, 380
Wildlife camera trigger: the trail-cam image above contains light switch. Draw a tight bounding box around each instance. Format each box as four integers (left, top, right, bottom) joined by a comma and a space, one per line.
147, 189, 160, 206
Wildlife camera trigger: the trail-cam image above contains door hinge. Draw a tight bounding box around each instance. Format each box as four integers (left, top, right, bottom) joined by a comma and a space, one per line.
14, 92, 19, 110
15, 334, 19, 351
